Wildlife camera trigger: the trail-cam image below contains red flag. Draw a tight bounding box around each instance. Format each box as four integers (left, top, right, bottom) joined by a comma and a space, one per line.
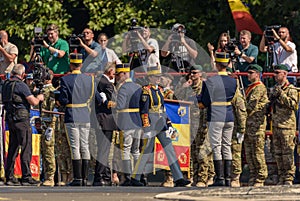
228, 0, 263, 35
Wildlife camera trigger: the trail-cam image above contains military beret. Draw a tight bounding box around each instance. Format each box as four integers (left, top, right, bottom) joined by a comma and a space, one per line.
215, 52, 230, 65
274, 64, 289, 71
115, 63, 130, 74
226, 67, 233, 73
70, 53, 83, 64
190, 64, 203, 71
246, 64, 263, 73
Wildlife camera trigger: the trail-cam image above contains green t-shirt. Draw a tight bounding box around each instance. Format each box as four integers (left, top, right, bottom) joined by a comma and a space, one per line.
40, 38, 70, 74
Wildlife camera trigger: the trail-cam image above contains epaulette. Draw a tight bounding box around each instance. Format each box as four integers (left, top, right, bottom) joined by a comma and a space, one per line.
142, 85, 151, 95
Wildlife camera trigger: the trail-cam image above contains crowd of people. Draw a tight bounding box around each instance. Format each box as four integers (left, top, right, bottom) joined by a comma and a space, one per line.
0, 22, 299, 188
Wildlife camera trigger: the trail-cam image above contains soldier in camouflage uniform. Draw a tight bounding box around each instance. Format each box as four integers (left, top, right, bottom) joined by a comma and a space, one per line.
175, 65, 214, 187
244, 64, 269, 187
227, 68, 247, 188
39, 71, 57, 186
269, 64, 298, 186
55, 111, 73, 185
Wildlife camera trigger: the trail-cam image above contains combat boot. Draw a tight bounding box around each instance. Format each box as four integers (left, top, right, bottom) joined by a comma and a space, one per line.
196, 181, 206, 187
207, 177, 214, 186
120, 160, 132, 186
59, 173, 68, 186
42, 175, 55, 187
231, 174, 240, 188
161, 171, 174, 187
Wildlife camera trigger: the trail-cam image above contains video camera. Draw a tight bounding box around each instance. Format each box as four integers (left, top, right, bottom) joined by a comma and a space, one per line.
32, 62, 51, 92
264, 25, 281, 42
68, 34, 84, 49
224, 38, 241, 54
128, 18, 144, 37
32, 27, 48, 53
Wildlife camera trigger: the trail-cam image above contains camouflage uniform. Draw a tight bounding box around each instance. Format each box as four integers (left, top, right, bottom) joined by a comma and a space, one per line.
231, 83, 247, 187
244, 81, 269, 185
175, 79, 214, 187
270, 80, 298, 185
55, 107, 72, 185
40, 84, 57, 185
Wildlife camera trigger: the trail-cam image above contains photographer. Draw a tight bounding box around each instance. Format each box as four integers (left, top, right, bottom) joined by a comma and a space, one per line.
161, 23, 198, 72
123, 25, 160, 71
259, 27, 297, 73
207, 32, 232, 71
2, 64, 44, 186
234, 30, 258, 88
79, 28, 101, 73
31, 24, 70, 74
0, 30, 18, 74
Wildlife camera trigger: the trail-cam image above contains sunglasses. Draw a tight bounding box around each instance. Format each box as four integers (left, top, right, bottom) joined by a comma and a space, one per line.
274, 71, 281, 74
190, 71, 199, 74
247, 71, 255, 74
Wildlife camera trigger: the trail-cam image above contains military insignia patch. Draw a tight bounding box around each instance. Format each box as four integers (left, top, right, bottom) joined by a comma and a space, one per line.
142, 95, 148, 102
178, 106, 186, 117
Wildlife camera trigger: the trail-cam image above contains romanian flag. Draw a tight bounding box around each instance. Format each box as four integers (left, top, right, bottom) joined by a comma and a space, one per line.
228, 0, 263, 35
4, 110, 41, 180
154, 100, 191, 174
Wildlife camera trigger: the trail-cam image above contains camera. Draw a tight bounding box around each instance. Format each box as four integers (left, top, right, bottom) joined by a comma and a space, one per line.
225, 38, 241, 53
171, 26, 186, 41
32, 62, 51, 91
68, 34, 84, 49
264, 25, 281, 42
32, 27, 48, 53
127, 18, 144, 51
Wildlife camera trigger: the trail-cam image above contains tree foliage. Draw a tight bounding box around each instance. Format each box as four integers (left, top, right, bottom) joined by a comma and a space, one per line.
0, 0, 299, 66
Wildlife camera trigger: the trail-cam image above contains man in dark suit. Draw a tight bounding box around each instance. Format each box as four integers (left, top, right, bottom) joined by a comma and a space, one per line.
93, 62, 118, 186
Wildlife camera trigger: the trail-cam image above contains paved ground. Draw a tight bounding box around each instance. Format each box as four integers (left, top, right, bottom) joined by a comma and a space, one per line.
1, 184, 300, 201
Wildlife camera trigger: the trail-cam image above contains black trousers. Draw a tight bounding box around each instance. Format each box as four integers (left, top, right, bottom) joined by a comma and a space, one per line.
94, 130, 113, 182
5, 119, 32, 181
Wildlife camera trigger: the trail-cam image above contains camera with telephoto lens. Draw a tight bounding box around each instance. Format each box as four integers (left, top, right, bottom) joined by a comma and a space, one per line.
264, 25, 281, 42
68, 34, 84, 49
224, 38, 241, 53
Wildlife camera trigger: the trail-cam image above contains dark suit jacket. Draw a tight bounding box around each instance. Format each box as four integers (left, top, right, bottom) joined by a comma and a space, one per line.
96, 74, 117, 131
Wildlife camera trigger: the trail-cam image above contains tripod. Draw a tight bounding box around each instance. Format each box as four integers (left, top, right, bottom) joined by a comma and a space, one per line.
231, 56, 246, 97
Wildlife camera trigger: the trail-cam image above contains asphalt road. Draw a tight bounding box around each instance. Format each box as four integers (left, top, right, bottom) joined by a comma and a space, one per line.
0, 186, 186, 201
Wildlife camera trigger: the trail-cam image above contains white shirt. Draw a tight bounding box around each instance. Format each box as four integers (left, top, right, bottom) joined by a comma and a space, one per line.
273, 41, 298, 72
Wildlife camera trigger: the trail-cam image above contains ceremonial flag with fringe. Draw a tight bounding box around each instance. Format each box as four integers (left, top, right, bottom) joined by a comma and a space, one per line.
228, 0, 263, 35
154, 100, 191, 174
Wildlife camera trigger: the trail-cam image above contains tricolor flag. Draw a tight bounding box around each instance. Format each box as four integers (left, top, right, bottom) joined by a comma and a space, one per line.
228, 0, 263, 35
154, 100, 191, 174
4, 110, 41, 180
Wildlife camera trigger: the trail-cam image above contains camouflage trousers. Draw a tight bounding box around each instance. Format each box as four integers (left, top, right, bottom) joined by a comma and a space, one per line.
55, 116, 72, 174
272, 127, 296, 182
244, 130, 268, 183
191, 128, 214, 183
41, 119, 56, 179
231, 136, 243, 176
